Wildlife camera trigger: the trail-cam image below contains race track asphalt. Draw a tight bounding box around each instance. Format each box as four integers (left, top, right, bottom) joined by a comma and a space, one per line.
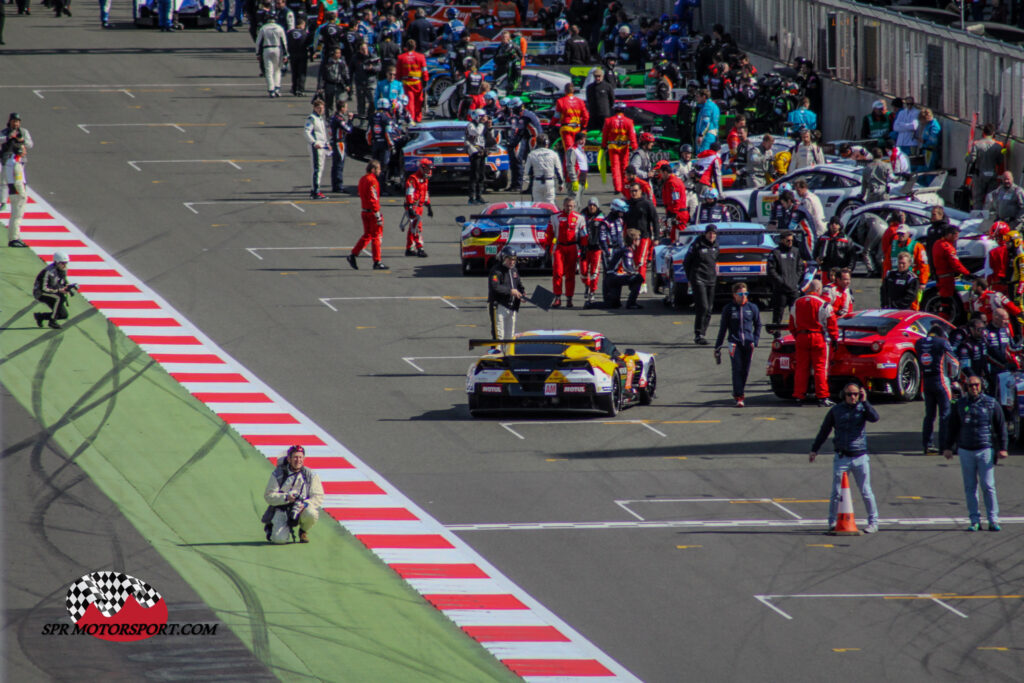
3, 11, 1024, 681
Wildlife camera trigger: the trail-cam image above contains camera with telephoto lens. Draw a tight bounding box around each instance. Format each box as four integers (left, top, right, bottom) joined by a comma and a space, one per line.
67, 283, 79, 297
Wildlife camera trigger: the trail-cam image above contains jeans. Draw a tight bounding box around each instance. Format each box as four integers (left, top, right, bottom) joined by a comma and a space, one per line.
330, 149, 345, 191
157, 0, 172, 28
99, 0, 111, 23
217, 0, 241, 27
828, 454, 878, 526
958, 447, 999, 525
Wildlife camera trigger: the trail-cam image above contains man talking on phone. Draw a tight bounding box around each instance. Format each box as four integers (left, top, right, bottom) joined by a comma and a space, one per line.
809, 382, 881, 534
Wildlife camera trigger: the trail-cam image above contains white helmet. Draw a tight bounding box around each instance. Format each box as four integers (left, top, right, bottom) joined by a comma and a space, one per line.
471, 109, 486, 121
52, 251, 70, 264
376, 97, 390, 110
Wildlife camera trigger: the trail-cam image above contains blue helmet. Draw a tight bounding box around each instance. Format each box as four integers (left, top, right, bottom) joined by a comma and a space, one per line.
509, 97, 523, 110
446, 7, 457, 19
376, 97, 390, 110
702, 188, 719, 200
555, 18, 568, 33
610, 198, 629, 213
484, 91, 499, 102
471, 108, 486, 121
670, 23, 681, 34
500, 97, 511, 107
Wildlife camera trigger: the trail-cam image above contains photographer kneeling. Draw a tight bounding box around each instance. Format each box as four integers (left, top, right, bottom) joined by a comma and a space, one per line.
33, 250, 77, 330
262, 445, 324, 544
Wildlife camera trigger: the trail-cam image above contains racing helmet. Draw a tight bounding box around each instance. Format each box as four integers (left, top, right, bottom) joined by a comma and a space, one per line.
777, 182, 793, 193
509, 97, 523, 110
399, 94, 410, 106
500, 97, 511, 107
702, 187, 719, 201
618, 24, 630, 35
485, 91, 499, 102
653, 159, 671, 172
445, 7, 457, 19
555, 18, 569, 33
679, 143, 693, 154
1008, 230, 1023, 250
610, 198, 629, 213
376, 97, 390, 110
419, 158, 434, 175
52, 250, 70, 264
990, 220, 1011, 242
640, 132, 655, 144
381, 27, 395, 40
471, 108, 486, 121
498, 246, 517, 260
669, 23, 681, 34
613, 101, 627, 112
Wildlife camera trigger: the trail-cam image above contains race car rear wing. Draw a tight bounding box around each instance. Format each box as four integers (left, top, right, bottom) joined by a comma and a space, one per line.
895, 169, 948, 196
468, 337, 599, 350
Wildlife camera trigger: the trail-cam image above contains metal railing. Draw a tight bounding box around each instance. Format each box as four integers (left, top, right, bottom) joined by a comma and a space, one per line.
633, 0, 1024, 133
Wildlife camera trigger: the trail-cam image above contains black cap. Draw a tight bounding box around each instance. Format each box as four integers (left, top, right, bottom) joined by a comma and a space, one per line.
9, 113, 21, 121
705, 224, 718, 233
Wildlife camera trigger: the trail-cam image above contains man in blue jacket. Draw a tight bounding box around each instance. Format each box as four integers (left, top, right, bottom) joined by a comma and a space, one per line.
714, 282, 761, 407
943, 376, 1008, 531
916, 325, 959, 454
810, 382, 880, 534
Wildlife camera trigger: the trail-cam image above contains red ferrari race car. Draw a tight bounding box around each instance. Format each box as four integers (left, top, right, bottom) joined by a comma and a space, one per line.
766, 309, 954, 401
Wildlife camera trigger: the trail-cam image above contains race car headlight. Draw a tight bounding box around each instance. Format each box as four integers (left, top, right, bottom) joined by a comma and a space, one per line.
772, 340, 782, 351
871, 341, 883, 353
471, 227, 482, 237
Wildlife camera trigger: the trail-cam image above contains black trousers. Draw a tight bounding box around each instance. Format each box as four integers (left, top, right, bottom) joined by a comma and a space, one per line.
355, 81, 374, 117
468, 152, 485, 200
729, 342, 755, 398
15, 0, 29, 12
771, 289, 799, 326
603, 273, 642, 308
289, 57, 307, 94
692, 282, 715, 338
37, 293, 69, 322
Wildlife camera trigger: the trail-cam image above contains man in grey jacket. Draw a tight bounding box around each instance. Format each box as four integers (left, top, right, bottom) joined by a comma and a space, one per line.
860, 147, 892, 204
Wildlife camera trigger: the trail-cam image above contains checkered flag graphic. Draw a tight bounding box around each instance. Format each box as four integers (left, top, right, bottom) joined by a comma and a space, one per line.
65, 572, 162, 623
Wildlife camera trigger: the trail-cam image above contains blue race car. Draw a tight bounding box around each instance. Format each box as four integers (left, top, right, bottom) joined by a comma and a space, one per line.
403, 120, 509, 189
654, 222, 818, 310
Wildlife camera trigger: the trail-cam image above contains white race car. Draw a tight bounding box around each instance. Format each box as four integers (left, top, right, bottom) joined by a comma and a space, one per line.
719, 164, 946, 225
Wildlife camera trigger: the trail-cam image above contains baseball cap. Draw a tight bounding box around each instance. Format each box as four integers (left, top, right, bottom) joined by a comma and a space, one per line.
896, 224, 912, 235
872, 100, 884, 110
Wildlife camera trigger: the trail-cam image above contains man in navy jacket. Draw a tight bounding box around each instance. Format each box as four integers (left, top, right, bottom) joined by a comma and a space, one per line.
714, 282, 761, 407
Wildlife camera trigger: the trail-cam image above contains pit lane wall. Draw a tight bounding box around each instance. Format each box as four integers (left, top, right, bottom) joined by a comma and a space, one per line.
631, 0, 1024, 199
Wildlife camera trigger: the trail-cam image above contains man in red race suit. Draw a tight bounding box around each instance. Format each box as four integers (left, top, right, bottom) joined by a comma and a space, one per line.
932, 223, 972, 321
347, 160, 388, 270
789, 279, 839, 406
403, 158, 433, 256
601, 102, 637, 194
545, 196, 586, 308
657, 160, 689, 241
396, 39, 428, 122
551, 83, 589, 184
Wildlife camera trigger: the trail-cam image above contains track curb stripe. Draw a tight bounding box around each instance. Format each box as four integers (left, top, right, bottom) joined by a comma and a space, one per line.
14, 195, 638, 681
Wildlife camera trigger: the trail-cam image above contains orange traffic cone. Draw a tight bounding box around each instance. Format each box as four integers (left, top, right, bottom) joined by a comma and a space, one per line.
832, 471, 862, 536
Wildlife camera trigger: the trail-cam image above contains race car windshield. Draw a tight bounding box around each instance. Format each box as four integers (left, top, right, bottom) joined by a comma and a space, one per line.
838, 316, 900, 338
510, 342, 572, 355
484, 210, 553, 225
426, 128, 469, 141
678, 231, 766, 247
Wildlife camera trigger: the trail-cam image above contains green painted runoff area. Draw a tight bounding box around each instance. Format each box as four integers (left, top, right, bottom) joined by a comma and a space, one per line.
0, 251, 518, 683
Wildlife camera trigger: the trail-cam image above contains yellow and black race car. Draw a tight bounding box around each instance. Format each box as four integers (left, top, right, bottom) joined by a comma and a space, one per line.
466, 330, 656, 417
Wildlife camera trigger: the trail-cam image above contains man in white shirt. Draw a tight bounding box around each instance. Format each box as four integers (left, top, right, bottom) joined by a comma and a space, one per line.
891, 96, 920, 157
4, 141, 28, 247
304, 99, 329, 199
793, 178, 826, 239
256, 16, 288, 97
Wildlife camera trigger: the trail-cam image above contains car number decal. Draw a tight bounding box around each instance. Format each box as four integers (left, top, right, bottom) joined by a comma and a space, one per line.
485, 245, 498, 254
779, 357, 790, 369
544, 383, 558, 396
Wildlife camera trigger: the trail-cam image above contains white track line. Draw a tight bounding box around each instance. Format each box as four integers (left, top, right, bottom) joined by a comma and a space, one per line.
128, 159, 242, 171
402, 355, 478, 373
446, 516, 1024, 532
185, 200, 304, 214
321, 296, 460, 310
754, 593, 973, 621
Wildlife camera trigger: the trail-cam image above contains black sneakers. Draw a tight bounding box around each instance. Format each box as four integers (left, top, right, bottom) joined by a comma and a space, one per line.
372, 261, 388, 270
346, 254, 358, 270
